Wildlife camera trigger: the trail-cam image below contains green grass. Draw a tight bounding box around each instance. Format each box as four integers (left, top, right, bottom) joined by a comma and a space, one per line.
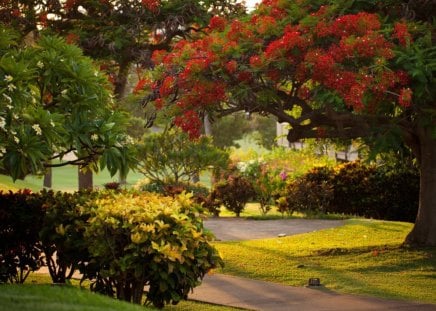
0, 283, 150, 311
0, 169, 145, 192
2, 273, 241, 311
218, 202, 351, 220
214, 219, 436, 304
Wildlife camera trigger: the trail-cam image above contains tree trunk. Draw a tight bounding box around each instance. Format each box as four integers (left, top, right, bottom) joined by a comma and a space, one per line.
114, 60, 131, 100
78, 168, 93, 190
405, 127, 436, 246
43, 166, 52, 188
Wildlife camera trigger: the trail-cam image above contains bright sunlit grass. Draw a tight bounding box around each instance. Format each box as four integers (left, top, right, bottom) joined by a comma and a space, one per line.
3, 274, 241, 311
215, 219, 436, 304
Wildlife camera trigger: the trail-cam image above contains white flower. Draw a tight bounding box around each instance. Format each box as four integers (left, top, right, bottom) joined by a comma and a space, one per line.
50, 120, 55, 127
124, 135, 134, 145
37, 61, 44, 69
6, 105, 12, 110
0, 147, 5, 156
61, 89, 68, 95
0, 117, 6, 129
91, 134, 99, 141
13, 113, 18, 120
11, 130, 16, 135
32, 124, 42, 135
14, 136, 19, 144
2, 93, 12, 103
7, 84, 16, 92
4, 75, 13, 82
94, 71, 99, 77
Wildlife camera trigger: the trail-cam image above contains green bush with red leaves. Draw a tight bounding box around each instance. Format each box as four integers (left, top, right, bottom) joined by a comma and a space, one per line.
278, 161, 418, 221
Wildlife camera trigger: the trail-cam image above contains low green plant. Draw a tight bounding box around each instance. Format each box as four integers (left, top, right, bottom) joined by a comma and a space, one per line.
278, 161, 419, 221
211, 175, 255, 217
81, 191, 223, 308
39, 190, 95, 284
0, 189, 45, 284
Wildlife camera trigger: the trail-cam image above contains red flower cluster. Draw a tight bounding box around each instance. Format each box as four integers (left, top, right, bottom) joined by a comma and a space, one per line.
315, 12, 381, 38
209, 16, 226, 32
174, 110, 202, 139
249, 55, 263, 69
66, 33, 79, 44
398, 88, 413, 107
225, 60, 238, 73
159, 76, 175, 97
151, 49, 167, 64
251, 15, 276, 35
265, 28, 304, 59
64, 0, 77, 10
393, 22, 412, 47
141, 0, 160, 12
133, 78, 149, 94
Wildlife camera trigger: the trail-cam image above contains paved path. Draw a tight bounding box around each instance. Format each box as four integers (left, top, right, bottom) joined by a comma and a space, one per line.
204, 218, 345, 241
191, 274, 436, 311
191, 218, 436, 310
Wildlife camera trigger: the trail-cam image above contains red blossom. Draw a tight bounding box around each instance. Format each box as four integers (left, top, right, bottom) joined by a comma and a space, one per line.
66, 33, 79, 44
393, 22, 412, 46
225, 60, 238, 73
249, 55, 263, 69
12, 9, 20, 17
254, 16, 276, 34
159, 76, 175, 97
64, 0, 76, 10
266, 69, 281, 82
133, 78, 148, 94
237, 71, 253, 83
298, 86, 311, 100
151, 50, 167, 64
141, 0, 160, 12
398, 88, 413, 107
154, 98, 164, 110
396, 70, 410, 86
174, 110, 202, 139
39, 12, 48, 27
209, 16, 226, 32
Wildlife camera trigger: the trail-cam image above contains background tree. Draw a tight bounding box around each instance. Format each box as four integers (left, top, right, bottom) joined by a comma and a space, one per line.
0, 26, 134, 182
0, 0, 246, 98
142, 0, 436, 246
137, 128, 229, 184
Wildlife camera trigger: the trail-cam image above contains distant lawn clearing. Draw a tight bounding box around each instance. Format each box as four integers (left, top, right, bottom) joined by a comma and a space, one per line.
215, 219, 436, 304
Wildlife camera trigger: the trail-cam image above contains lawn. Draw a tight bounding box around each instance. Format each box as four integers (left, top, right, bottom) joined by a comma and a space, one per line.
214, 219, 436, 304
0, 167, 145, 192
1, 274, 240, 311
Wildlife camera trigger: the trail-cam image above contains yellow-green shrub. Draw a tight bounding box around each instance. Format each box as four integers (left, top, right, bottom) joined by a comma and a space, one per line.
81, 191, 222, 308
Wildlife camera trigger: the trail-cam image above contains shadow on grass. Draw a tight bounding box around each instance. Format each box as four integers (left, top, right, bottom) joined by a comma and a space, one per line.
217, 241, 436, 303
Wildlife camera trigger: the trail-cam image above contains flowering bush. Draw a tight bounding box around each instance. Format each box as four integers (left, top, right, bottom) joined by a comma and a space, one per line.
210, 174, 255, 217
81, 191, 222, 308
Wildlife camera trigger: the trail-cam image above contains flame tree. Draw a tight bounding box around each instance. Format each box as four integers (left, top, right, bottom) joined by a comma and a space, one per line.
0, 0, 246, 99
140, 0, 436, 246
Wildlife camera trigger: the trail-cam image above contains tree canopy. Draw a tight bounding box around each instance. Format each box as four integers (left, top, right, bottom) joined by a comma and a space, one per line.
0, 26, 134, 180
1, 0, 246, 98
137, 128, 229, 183
141, 0, 436, 245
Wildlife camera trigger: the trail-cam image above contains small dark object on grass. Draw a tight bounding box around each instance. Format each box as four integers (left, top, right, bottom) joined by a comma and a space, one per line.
308, 278, 321, 286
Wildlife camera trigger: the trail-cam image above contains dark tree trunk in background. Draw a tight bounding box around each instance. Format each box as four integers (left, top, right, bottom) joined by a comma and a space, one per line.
78, 168, 93, 190
43, 166, 52, 188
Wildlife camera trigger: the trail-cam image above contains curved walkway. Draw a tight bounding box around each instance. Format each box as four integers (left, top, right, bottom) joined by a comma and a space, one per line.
190, 218, 436, 311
